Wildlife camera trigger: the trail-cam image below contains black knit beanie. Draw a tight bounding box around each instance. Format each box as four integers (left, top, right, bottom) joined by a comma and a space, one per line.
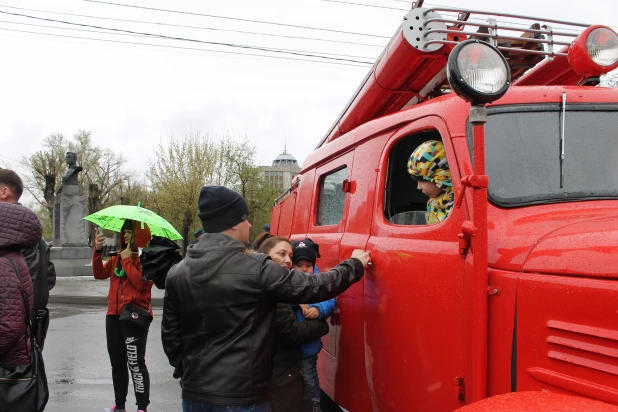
198, 186, 250, 233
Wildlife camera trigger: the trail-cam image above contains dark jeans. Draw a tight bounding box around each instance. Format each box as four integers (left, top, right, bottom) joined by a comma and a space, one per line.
182, 401, 272, 412
300, 355, 321, 404
106, 315, 151, 411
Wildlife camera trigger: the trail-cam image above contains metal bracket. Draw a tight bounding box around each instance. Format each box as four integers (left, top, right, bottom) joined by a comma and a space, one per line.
341, 179, 352, 193
544, 24, 554, 61
454, 377, 465, 401
487, 18, 498, 47
455, 174, 489, 209
487, 286, 500, 296
458, 220, 477, 256
469, 105, 488, 124
462, 174, 489, 189
403, 7, 447, 52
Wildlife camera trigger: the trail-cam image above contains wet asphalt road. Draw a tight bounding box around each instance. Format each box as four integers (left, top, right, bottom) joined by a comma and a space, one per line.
45, 304, 181, 412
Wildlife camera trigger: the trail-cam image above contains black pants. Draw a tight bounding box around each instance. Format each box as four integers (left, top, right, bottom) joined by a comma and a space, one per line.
106, 315, 151, 411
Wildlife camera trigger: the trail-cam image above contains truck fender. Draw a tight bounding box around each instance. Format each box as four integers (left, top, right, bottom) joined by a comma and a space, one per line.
455, 391, 618, 411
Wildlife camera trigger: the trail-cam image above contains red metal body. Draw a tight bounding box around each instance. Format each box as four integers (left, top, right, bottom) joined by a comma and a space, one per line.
270, 6, 618, 410
467, 118, 489, 404
271, 87, 618, 411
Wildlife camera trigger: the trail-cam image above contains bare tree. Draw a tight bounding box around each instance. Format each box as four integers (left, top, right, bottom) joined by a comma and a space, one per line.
21, 133, 68, 222
147, 133, 269, 254
112, 177, 151, 206
22, 130, 129, 239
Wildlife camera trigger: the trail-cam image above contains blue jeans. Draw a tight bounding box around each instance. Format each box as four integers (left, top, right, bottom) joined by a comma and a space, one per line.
182, 401, 271, 412
300, 355, 321, 403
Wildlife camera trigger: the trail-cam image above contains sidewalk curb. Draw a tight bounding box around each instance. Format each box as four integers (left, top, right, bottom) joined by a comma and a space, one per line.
49, 295, 163, 307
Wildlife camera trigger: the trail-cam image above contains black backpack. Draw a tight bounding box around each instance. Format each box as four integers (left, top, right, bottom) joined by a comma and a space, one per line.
140, 236, 182, 289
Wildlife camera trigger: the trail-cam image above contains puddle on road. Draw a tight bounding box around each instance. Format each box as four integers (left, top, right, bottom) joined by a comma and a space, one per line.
49, 304, 102, 319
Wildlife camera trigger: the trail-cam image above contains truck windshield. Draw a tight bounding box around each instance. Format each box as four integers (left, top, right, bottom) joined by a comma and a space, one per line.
478, 105, 618, 206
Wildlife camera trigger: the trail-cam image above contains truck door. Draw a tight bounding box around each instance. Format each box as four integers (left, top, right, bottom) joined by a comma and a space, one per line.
306, 149, 354, 331
318, 131, 395, 410
365, 117, 466, 411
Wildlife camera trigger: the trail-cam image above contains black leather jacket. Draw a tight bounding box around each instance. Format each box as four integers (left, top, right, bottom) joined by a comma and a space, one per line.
161, 233, 364, 405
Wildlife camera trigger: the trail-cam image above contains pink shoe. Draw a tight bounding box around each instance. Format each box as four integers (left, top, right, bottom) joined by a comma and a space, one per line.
110, 406, 126, 412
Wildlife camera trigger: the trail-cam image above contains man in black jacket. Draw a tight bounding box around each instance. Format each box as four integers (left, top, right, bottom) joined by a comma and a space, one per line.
162, 186, 370, 412
0, 169, 56, 349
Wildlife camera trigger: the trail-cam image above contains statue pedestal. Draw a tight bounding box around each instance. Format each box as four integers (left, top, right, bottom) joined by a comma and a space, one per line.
53, 185, 89, 247
52, 185, 92, 277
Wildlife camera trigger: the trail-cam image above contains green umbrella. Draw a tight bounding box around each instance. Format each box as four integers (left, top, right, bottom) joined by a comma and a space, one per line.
84, 204, 183, 241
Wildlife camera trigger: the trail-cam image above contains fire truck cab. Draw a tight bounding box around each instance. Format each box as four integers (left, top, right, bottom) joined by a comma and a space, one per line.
270, 3, 618, 411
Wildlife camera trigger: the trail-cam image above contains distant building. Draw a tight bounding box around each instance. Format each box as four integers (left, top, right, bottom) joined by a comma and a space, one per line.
259, 147, 301, 192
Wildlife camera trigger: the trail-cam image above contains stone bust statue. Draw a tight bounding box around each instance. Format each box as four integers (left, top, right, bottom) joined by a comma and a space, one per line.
56, 151, 83, 195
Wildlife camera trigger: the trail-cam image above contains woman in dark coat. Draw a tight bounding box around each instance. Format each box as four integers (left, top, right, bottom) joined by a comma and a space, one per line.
257, 236, 329, 412
0, 202, 40, 366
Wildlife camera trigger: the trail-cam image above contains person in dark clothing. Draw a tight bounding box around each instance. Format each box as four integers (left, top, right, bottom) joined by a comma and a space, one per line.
257, 237, 329, 412
0, 169, 56, 350
161, 186, 370, 412
272, 303, 328, 412
0, 202, 40, 366
187, 228, 204, 247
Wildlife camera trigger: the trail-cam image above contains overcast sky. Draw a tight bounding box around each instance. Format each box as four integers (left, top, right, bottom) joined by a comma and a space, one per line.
1, 0, 617, 198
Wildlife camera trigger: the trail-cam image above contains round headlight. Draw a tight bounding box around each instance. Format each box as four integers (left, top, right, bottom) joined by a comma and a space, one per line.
586, 27, 618, 67
447, 40, 511, 105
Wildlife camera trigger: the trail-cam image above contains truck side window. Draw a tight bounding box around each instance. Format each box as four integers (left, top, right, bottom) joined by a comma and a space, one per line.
316, 167, 348, 226
384, 131, 453, 225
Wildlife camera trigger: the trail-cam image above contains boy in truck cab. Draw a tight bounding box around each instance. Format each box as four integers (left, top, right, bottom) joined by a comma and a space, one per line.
407, 140, 454, 224
291, 238, 336, 412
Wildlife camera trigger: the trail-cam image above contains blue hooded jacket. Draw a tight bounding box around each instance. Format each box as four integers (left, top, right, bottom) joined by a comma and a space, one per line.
292, 265, 336, 359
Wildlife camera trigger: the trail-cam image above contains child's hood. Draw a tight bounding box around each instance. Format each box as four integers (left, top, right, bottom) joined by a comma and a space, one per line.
407, 140, 452, 188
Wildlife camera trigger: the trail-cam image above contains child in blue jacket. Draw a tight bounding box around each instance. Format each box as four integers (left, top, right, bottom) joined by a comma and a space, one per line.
290, 238, 336, 412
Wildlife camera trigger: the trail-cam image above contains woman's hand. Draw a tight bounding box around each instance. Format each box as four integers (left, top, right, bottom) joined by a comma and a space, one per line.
120, 244, 132, 260
299, 304, 320, 319
304, 307, 320, 319
94, 233, 106, 250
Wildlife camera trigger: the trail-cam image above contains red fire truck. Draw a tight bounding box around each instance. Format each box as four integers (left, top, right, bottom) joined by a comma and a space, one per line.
270, 1, 618, 410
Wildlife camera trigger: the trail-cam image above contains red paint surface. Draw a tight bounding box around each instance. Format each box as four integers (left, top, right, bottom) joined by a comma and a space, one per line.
455, 392, 618, 411
271, 59, 618, 412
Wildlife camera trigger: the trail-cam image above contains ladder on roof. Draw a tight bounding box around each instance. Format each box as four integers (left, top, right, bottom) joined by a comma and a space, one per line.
416, 2, 592, 87
317, 2, 604, 148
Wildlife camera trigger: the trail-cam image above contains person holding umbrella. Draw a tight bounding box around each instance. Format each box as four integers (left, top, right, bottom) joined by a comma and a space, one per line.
93, 219, 153, 412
